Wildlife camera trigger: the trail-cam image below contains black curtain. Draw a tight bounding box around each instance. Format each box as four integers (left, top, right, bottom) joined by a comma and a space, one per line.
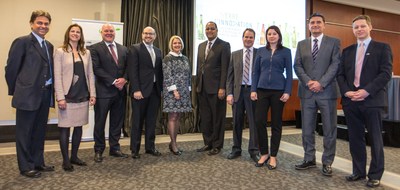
121, 0, 198, 135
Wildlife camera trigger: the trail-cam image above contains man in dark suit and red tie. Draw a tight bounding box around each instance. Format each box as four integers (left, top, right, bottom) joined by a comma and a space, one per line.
127, 26, 163, 159
337, 15, 392, 188
90, 23, 129, 162
5, 10, 55, 178
196, 21, 231, 155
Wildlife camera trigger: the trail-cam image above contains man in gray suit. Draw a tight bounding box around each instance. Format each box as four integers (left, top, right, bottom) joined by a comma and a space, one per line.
226, 28, 258, 162
293, 13, 341, 176
196, 21, 231, 155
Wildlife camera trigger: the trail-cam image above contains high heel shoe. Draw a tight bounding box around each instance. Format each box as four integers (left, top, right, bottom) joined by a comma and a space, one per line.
169, 143, 182, 155
255, 156, 270, 167
267, 158, 278, 170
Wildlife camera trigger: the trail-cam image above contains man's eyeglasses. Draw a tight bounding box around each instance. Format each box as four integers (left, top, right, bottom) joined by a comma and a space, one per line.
143, 32, 155, 35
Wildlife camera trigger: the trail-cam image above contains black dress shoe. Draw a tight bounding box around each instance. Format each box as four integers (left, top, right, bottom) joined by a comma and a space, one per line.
227, 152, 241, 160
255, 156, 270, 167
70, 158, 87, 166
94, 152, 103, 163
207, 148, 221, 156
196, 145, 212, 152
250, 153, 260, 163
345, 174, 366, 181
295, 160, 316, 170
366, 179, 380, 188
21, 170, 41, 178
321, 164, 332, 176
146, 149, 162, 156
35, 165, 55, 172
131, 152, 140, 159
62, 163, 74, 172
110, 150, 129, 158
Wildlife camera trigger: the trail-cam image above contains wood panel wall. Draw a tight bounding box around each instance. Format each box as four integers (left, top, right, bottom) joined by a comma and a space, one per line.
282, 0, 400, 121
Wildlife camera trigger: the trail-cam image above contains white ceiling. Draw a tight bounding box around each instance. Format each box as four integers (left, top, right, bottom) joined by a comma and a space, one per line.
324, 0, 400, 15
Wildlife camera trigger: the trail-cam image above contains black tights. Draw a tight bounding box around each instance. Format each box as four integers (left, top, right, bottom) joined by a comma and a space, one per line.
59, 127, 82, 164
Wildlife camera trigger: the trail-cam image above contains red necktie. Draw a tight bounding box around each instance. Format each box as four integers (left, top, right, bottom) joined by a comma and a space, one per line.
109, 44, 118, 65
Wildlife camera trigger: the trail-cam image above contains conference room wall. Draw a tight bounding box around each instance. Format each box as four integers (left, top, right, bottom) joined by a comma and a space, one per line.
0, 0, 121, 121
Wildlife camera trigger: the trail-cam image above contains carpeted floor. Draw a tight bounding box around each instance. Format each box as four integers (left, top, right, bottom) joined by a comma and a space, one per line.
0, 135, 397, 190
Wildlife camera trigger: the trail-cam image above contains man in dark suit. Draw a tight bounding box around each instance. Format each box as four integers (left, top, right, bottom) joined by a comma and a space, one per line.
90, 23, 129, 162
337, 15, 392, 188
127, 26, 163, 159
293, 13, 341, 176
196, 21, 231, 155
5, 10, 55, 178
226, 28, 258, 162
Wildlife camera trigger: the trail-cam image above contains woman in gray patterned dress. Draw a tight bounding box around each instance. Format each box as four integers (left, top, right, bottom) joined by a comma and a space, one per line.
162, 36, 192, 155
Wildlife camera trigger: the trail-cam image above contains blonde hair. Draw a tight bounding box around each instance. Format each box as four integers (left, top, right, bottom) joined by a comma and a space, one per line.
168, 35, 184, 52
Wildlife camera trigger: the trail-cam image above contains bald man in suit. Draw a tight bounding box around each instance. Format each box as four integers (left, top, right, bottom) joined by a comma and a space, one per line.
196, 21, 231, 155
90, 24, 129, 162
127, 26, 163, 159
293, 13, 341, 176
337, 15, 392, 188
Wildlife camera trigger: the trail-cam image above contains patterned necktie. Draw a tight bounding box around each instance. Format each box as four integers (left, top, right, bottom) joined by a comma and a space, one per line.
354, 42, 365, 87
108, 44, 118, 65
312, 38, 319, 63
42, 40, 52, 84
243, 49, 251, 85
205, 41, 212, 59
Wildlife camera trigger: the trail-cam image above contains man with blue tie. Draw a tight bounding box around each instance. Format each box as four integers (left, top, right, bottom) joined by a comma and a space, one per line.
293, 13, 341, 176
337, 15, 392, 188
226, 28, 258, 162
5, 10, 55, 178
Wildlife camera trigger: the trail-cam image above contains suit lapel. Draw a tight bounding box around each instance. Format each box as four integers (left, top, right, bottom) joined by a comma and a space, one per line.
238, 50, 244, 78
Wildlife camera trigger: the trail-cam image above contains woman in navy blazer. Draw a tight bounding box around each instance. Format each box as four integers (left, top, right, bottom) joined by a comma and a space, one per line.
251, 25, 293, 169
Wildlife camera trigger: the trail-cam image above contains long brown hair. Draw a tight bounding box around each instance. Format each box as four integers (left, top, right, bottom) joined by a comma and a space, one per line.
61, 23, 86, 55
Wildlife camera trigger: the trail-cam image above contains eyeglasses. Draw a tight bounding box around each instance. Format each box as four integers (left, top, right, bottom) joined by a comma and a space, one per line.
143, 32, 155, 35
206, 27, 216, 31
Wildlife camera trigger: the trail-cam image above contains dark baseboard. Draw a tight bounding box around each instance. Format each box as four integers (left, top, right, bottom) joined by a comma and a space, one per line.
0, 124, 59, 143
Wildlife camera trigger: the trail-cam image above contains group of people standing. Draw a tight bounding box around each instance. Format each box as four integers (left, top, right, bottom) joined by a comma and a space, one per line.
5, 10, 392, 188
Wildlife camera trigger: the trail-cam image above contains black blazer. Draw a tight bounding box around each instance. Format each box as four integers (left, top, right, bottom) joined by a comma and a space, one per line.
196, 38, 231, 94
127, 42, 163, 98
338, 40, 392, 107
90, 41, 128, 98
5, 33, 54, 110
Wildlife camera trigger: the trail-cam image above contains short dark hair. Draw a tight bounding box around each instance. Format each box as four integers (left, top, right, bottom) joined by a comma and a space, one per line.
308, 12, 325, 23
352, 15, 372, 26
266, 25, 283, 50
29, 10, 52, 23
206, 21, 218, 30
242, 28, 255, 38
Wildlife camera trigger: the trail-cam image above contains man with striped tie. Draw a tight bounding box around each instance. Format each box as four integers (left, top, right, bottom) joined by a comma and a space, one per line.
293, 13, 341, 176
226, 28, 259, 162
